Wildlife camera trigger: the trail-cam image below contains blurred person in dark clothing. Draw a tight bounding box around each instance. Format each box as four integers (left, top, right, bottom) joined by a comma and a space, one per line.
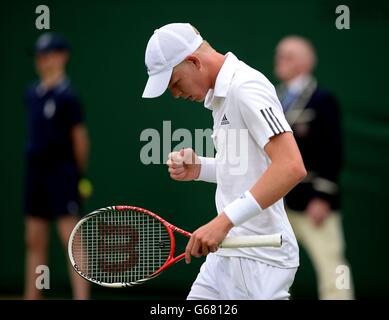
23, 33, 90, 299
274, 36, 354, 299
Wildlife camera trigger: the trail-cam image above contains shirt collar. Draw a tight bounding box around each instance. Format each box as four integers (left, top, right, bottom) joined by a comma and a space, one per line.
204, 52, 239, 110
285, 74, 313, 95
36, 77, 70, 97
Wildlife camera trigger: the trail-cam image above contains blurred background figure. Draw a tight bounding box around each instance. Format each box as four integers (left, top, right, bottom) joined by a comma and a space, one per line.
274, 36, 354, 300
23, 33, 90, 299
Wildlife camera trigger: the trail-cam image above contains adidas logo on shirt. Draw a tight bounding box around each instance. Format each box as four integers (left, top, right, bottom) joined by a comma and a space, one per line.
221, 114, 230, 125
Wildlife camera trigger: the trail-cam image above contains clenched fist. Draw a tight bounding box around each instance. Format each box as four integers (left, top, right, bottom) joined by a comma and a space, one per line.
166, 148, 201, 181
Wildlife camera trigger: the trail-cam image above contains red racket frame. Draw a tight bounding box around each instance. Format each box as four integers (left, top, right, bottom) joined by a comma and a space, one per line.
115, 205, 192, 277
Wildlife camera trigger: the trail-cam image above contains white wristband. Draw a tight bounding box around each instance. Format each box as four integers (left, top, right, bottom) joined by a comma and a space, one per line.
195, 156, 217, 183
223, 191, 263, 226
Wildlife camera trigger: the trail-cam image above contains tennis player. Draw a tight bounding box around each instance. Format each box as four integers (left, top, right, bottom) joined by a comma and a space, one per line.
142, 23, 307, 300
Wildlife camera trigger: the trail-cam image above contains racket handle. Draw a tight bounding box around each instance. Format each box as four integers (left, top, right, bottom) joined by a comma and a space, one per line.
219, 233, 282, 248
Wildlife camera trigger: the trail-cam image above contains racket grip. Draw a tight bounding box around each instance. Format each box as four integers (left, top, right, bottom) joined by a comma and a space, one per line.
219, 233, 282, 248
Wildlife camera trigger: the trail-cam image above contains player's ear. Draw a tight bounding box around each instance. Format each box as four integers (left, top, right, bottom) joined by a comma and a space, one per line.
185, 55, 201, 70
61, 51, 70, 64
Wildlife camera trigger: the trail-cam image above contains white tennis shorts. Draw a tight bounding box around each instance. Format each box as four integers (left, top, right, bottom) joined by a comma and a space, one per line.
187, 254, 297, 300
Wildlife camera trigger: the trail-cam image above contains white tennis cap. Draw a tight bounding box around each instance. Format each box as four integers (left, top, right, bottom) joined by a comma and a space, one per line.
142, 23, 203, 98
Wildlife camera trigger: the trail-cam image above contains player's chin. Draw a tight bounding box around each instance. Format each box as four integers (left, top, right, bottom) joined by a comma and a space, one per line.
194, 95, 205, 103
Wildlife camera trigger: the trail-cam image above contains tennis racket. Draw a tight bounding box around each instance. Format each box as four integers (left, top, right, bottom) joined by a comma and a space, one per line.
68, 205, 282, 288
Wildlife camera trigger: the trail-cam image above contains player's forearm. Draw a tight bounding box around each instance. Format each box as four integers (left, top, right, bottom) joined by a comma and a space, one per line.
223, 133, 306, 226
196, 156, 217, 183
73, 143, 89, 174
72, 125, 90, 174
250, 160, 307, 209
223, 159, 306, 226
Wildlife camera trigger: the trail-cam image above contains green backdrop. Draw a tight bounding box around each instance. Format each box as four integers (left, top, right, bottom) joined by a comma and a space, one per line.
1, 0, 388, 299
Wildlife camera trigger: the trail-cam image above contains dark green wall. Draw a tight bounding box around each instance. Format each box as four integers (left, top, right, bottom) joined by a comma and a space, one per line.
1, 0, 388, 299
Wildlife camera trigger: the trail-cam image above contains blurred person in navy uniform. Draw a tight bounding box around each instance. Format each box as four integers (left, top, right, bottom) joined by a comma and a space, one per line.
274, 36, 354, 299
23, 33, 90, 299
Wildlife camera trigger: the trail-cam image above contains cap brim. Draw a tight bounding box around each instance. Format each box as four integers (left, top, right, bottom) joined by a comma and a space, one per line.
142, 68, 173, 98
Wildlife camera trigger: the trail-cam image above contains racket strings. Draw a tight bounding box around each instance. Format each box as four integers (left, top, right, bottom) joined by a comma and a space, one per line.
71, 209, 171, 285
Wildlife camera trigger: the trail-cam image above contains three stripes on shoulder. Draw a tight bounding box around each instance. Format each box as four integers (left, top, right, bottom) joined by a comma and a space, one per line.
259, 107, 286, 134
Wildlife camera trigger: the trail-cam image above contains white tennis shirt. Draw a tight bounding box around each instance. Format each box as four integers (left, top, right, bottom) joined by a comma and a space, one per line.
197, 52, 299, 268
